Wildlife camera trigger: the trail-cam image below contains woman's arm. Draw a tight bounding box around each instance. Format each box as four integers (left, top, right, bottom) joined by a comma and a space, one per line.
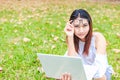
64, 21, 78, 56
94, 32, 107, 54
94, 75, 106, 80
94, 32, 107, 80
66, 36, 78, 56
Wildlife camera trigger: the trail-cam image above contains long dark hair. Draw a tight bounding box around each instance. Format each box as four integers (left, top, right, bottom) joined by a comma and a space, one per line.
67, 9, 92, 55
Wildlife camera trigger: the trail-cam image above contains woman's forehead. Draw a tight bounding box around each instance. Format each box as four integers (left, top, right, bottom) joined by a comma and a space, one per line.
74, 17, 88, 23
75, 17, 87, 21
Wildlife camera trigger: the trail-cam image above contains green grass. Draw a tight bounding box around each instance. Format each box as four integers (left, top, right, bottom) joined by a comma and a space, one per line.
0, 0, 120, 80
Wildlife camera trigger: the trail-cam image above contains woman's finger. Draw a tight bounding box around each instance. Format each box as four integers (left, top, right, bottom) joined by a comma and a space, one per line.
69, 24, 74, 28
66, 72, 70, 80
61, 73, 72, 80
66, 20, 73, 25
68, 73, 71, 80
69, 20, 73, 24
65, 25, 72, 31
62, 73, 66, 80
64, 74, 67, 80
66, 20, 74, 28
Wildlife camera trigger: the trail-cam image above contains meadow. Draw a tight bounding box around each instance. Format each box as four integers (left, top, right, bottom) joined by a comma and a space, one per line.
0, 0, 120, 80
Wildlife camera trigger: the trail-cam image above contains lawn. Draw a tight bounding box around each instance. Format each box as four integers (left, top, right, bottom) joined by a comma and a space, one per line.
0, 0, 120, 80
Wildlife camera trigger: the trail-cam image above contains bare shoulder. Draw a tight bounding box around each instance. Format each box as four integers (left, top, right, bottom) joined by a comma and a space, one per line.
93, 32, 107, 54
93, 32, 106, 41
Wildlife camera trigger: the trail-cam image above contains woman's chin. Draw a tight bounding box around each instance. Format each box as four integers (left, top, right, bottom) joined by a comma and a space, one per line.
78, 36, 85, 41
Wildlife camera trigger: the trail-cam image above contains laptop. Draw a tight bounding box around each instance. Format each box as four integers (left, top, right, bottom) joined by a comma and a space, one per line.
37, 53, 88, 80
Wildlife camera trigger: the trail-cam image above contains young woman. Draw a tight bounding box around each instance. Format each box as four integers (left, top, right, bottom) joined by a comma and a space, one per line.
61, 9, 113, 80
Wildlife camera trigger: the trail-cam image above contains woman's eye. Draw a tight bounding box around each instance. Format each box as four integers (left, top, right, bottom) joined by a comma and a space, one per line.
75, 25, 79, 27
83, 24, 88, 27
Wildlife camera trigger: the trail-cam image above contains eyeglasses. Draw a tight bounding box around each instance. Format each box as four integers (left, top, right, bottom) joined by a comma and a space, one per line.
72, 18, 88, 27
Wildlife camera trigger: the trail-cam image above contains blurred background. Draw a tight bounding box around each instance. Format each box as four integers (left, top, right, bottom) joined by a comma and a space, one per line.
0, 0, 120, 80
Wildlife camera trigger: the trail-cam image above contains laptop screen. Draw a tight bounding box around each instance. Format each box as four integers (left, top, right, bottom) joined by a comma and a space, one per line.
37, 53, 87, 80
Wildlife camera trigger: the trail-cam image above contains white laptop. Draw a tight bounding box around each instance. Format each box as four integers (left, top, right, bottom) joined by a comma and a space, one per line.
37, 53, 89, 80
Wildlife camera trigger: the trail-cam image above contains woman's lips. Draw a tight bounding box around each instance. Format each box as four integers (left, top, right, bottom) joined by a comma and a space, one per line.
78, 34, 85, 36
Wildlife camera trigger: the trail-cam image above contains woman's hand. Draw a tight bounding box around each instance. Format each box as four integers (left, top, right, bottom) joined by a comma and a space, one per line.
64, 20, 74, 37
60, 72, 71, 80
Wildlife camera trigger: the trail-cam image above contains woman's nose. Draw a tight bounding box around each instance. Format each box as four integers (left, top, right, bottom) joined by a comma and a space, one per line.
78, 26, 84, 32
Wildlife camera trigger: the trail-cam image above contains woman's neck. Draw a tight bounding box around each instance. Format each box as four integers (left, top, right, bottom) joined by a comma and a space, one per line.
80, 38, 85, 42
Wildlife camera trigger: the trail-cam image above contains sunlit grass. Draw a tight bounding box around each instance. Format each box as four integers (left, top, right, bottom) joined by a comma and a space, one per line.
0, 0, 120, 80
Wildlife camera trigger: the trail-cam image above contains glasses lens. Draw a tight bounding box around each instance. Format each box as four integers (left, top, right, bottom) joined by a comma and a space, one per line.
73, 19, 79, 25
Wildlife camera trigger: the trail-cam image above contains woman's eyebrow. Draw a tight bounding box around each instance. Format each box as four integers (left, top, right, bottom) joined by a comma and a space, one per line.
83, 23, 88, 25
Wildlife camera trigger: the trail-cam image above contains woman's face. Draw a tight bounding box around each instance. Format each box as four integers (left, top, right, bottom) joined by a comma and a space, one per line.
73, 17, 89, 41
